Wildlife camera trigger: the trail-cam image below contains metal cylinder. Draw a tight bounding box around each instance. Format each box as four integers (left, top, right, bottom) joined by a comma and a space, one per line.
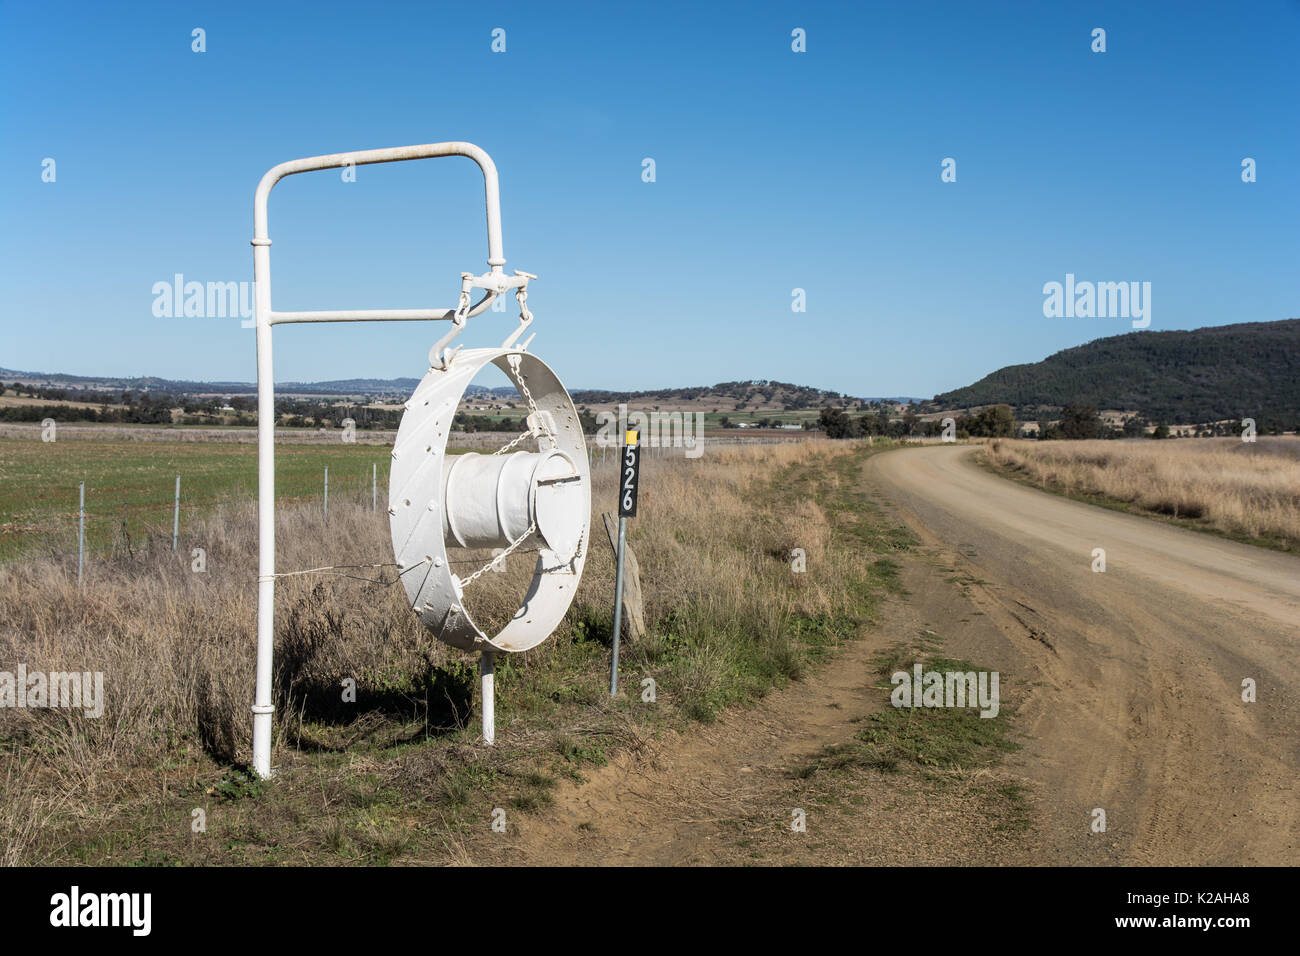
442, 450, 579, 549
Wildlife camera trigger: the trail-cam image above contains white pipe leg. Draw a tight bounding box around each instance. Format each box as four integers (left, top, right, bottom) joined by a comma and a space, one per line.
251, 241, 276, 779
481, 651, 495, 746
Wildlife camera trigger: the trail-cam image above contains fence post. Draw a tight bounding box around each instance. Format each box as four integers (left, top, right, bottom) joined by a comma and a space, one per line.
172, 475, 180, 551
372, 462, 377, 512
324, 466, 329, 520
77, 482, 85, 586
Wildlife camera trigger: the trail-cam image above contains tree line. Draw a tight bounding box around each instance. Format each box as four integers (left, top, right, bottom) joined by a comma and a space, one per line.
815, 402, 1283, 441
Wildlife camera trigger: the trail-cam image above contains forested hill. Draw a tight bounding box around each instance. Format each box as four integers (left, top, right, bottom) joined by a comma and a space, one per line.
934, 319, 1300, 426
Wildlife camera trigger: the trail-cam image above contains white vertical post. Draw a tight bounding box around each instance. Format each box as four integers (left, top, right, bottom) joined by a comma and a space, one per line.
323, 466, 329, 520
77, 482, 85, 586
172, 475, 180, 551
481, 651, 495, 745
251, 238, 276, 780
372, 462, 377, 511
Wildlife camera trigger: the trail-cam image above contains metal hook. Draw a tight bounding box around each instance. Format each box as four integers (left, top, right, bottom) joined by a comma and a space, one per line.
430, 273, 475, 369
501, 311, 533, 350
430, 316, 466, 369
501, 272, 536, 350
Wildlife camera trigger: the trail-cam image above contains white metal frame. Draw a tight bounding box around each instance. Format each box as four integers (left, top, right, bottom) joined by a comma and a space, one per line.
250, 142, 532, 778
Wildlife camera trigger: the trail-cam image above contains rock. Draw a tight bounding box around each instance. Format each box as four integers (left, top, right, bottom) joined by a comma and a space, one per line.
602, 512, 647, 645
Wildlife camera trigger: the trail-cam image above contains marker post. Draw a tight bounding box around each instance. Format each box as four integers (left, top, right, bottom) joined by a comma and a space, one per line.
609, 428, 640, 696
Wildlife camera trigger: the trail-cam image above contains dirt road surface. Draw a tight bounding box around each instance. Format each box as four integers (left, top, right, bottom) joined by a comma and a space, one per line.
493, 444, 1298, 865
868, 444, 1299, 865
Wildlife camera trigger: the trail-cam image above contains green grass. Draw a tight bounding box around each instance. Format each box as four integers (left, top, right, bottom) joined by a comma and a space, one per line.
781, 633, 1034, 838
0, 436, 391, 560
700, 409, 821, 428
796, 644, 1019, 779
758, 617, 1035, 849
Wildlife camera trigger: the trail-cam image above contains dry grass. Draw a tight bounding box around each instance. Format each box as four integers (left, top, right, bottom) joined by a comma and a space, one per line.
985, 437, 1300, 549
0, 440, 906, 864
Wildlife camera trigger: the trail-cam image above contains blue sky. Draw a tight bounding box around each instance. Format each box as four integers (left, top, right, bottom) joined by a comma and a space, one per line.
2, 0, 1297, 397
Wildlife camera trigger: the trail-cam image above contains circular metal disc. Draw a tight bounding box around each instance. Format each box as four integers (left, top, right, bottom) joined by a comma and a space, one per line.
388, 348, 590, 653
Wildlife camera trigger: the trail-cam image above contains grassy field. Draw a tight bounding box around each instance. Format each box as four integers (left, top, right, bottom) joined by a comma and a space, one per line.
0, 439, 917, 865
983, 436, 1300, 552
0, 436, 393, 561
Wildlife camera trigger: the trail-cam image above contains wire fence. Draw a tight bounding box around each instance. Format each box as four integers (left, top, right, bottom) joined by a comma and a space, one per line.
1, 433, 819, 568
1, 463, 388, 567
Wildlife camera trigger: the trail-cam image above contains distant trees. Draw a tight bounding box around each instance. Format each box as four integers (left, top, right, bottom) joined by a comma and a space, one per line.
0, 394, 176, 425
819, 406, 859, 439
0, 404, 89, 423
863, 410, 893, 437
1122, 415, 1148, 438
1059, 403, 1104, 440
452, 411, 527, 433
1035, 403, 1104, 441
816, 403, 955, 440
570, 380, 866, 413
957, 404, 1016, 438
273, 399, 401, 430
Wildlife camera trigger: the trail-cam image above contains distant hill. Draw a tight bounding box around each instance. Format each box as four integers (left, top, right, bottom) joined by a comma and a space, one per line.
568, 380, 906, 410
0, 369, 428, 398
0, 368, 916, 410
933, 319, 1300, 426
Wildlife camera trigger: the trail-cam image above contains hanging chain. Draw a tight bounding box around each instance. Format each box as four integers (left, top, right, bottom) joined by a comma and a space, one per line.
491, 285, 557, 455
459, 519, 537, 589
492, 429, 534, 456
510, 360, 558, 451
460, 283, 568, 590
